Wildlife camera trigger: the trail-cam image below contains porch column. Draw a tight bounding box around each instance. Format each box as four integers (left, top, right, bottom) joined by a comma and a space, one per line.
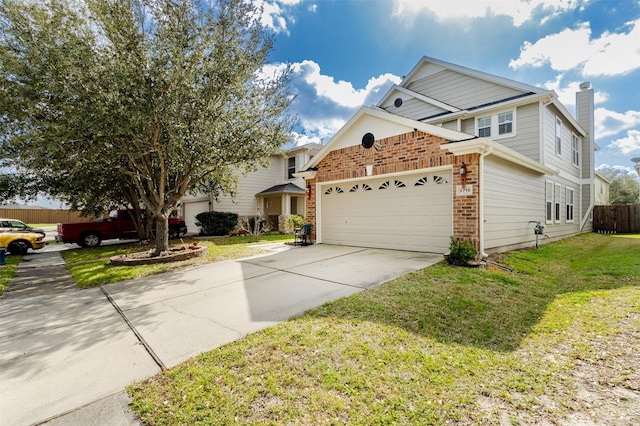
282, 193, 291, 216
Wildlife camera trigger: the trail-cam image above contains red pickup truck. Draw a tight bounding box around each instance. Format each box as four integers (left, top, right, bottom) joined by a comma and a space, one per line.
56, 210, 188, 248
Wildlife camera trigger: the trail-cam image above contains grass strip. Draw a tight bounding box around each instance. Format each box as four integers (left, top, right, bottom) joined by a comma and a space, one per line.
61, 234, 293, 288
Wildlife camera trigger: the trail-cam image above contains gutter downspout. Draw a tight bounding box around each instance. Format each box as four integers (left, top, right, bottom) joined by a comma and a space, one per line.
479, 145, 493, 258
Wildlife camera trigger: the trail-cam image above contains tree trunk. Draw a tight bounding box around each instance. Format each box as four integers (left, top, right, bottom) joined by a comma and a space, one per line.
154, 212, 170, 255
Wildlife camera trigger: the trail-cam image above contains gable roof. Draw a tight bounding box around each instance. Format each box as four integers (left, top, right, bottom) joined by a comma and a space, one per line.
257, 183, 304, 196
301, 106, 478, 171
377, 56, 586, 136
397, 56, 547, 97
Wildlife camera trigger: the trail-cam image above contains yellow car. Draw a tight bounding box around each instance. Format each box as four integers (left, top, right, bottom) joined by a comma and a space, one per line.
0, 231, 46, 255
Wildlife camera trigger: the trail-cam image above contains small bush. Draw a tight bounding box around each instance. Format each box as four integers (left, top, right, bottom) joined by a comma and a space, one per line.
448, 237, 477, 265
195, 211, 239, 236
284, 214, 304, 233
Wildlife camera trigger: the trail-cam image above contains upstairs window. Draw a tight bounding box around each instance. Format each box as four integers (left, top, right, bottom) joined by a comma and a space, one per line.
287, 157, 296, 179
571, 133, 580, 167
478, 116, 491, 137
476, 110, 515, 138
555, 118, 562, 156
498, 111, 513, 135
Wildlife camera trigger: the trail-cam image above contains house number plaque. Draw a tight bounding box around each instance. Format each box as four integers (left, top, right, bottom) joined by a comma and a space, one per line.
456, 185, 473, 196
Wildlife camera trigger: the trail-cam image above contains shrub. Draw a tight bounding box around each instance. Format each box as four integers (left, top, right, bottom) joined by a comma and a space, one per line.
448, 237, 477, 265
284, 214, 304, 233
239, 215, 272, 242
195, 211, 239, 236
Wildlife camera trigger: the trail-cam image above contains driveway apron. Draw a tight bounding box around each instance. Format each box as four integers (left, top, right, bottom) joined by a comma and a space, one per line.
0, 244, 442, 425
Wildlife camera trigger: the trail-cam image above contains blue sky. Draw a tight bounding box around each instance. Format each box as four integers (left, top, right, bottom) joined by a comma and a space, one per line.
258, 0, 640, 173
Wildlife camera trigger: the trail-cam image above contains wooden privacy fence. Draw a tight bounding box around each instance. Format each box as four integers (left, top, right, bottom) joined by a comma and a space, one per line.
593, 204, 640, 234
0, 209, 93, 224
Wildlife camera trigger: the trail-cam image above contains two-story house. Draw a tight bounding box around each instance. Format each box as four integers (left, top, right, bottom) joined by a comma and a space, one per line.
180, 143, 321, 233
296, 56, 596, 255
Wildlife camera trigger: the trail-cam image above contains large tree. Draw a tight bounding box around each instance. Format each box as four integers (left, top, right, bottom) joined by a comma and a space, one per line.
0, 0, 294, 254
598, 166, 640, 205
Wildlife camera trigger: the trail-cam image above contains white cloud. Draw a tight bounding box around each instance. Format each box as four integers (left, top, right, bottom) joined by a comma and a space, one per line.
510, 19, 640, 77
595, 107, 640, 140
255, 0, 301, 34
608, 130, 640, 155
391, 0, 585, 27
292, 60, 401, 108
542, 76, 607, 112
280, 60, 401, 145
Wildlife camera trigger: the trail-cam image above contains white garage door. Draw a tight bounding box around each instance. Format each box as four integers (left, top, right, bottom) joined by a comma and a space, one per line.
320, 171, 452, 252
183, 201, 209, 235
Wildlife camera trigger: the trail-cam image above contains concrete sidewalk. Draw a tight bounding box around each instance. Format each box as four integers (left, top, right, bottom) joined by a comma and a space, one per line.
0, 244, 442, 425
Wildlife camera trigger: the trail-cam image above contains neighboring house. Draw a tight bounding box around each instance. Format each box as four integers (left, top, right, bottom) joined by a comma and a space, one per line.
594, 172, 610, 205
296, 56, 596, 255
180, 143, 321, 233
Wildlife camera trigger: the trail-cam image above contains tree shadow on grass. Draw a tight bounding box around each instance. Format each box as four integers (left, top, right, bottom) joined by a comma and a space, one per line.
307, 234, 640, 352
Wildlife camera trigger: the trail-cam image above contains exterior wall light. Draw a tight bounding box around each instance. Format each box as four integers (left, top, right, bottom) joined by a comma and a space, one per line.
459, 162, 467, 185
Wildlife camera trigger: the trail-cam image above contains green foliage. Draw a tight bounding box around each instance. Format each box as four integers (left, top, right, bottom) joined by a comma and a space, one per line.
285, 214, 304, 233
448, 237, 477, 264
598, 166, 640, 204
0, 0, 296, 253
195, 211, 238, 236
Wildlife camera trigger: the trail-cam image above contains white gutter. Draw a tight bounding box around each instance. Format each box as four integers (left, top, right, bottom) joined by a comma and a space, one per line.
479, 145, 493, 258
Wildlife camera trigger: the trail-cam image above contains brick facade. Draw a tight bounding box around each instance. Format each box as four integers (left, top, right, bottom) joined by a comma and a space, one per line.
305, 130, 480, 250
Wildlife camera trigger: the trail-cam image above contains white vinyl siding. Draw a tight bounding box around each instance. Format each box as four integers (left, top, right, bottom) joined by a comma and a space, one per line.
407, 69, 525, 111
212, 156, 286, 216
484, 156, 545, 251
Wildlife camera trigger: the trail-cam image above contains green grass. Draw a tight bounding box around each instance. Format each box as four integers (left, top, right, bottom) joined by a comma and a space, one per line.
128, 233, 640, 424
62, 234, 293, 288
0, 254, 21, 296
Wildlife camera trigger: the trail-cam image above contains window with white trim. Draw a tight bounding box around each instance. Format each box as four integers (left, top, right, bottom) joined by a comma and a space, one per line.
478, 116, 491, 137
287, 157, 296, 179
571, 133, 580, 167
476, 110, 515, 138
566, 188, 574, 222
555, 184, 562, 223
555, 118, 562, 156
546, 181, 554, 223
498, 111, 513, 135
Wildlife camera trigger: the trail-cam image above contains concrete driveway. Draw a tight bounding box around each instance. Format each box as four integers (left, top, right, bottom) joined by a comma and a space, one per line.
0, 243, 442, 425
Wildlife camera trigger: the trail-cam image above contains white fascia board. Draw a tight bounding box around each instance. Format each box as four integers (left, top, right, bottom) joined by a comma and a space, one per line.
441, 138, 558, 176
292, 170, 317, 179
379, 85, 461, 113
548, 94, 587, 136
301, 106, 475, 170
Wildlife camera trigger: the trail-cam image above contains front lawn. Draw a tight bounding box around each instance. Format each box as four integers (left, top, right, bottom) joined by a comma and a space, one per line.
129, 233, 640, 424
61, 234, 293, 288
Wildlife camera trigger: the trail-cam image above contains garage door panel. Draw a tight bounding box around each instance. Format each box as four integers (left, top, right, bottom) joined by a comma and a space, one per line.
321, 171, 452, 252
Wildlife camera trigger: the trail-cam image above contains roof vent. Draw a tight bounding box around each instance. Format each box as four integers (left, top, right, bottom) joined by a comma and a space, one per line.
361, 133, 375, 149
394, 97, 403, 108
